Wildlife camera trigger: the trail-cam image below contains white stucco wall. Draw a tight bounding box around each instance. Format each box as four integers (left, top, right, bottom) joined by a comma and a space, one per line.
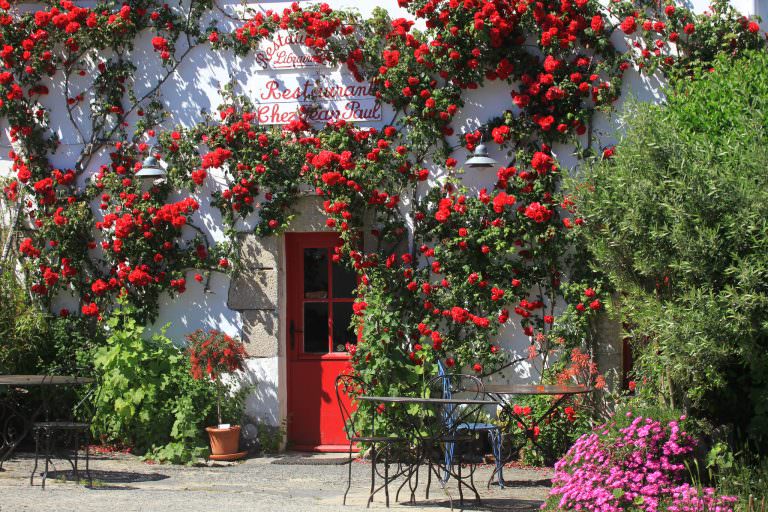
2, 0, 759, 427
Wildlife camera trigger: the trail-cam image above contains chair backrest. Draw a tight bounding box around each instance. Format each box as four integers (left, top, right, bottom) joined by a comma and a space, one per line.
72, 380, 99, 423
426, 367, 483, 428
335, 374, 366, 441
427, 372, 483, 401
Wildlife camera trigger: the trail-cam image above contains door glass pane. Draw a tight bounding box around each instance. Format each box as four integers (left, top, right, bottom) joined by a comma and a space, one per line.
304, 303, 329, 354
304, 248, 328, 298
332, 261, 357, 298
332, 302, 356, 352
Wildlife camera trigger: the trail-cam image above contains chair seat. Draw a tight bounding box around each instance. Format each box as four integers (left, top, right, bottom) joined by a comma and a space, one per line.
457, 422, 499, 431
33, 421, 89, 430
424, 433, 476, 443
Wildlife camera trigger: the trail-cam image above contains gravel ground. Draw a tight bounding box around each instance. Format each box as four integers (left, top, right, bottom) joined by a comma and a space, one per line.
0, 451, 553, 512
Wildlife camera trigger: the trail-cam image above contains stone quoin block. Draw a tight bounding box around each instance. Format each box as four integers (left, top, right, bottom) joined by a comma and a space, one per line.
285, 197, 334, 232
227, 269, 278, 310
594, 302, 623, 392
237, 233, 279, 270
242, 309, 279, 358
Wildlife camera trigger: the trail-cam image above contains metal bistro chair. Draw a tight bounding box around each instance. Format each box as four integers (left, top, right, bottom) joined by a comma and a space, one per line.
435, 360, 505, 488
423, 371, 488, 506
335, 374, 404, 508
30, 378, 95, 489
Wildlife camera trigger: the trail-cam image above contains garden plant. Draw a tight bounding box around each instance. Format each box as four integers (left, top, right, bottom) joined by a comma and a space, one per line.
572, 48, 768, 502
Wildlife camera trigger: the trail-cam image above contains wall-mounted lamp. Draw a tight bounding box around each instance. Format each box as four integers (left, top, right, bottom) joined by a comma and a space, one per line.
464, 142, 497, 169
135, 147, 166, 183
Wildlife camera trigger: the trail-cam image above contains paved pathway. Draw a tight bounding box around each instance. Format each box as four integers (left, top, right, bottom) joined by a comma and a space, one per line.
0, 452, 553, 512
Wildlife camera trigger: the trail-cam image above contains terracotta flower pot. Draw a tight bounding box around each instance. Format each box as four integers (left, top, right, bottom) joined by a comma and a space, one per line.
205, 425, 246, 460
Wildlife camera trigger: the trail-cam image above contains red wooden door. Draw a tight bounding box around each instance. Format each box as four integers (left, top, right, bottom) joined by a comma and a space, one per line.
286, 233, 358, 452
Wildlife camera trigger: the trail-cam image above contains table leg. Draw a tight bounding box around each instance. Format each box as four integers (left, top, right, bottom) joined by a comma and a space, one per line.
367, 442, 376, 508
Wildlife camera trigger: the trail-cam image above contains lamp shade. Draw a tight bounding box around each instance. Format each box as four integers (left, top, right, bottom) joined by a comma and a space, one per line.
464, 143, 497, 168
135, 153, 166, 180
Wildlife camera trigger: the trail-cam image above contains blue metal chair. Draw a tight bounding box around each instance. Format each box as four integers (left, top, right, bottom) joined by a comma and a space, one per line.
435, 360, 505, 489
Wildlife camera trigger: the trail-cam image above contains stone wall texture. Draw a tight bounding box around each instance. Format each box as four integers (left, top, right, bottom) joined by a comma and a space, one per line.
229, 234, 281, 357
231, 197, 332, 358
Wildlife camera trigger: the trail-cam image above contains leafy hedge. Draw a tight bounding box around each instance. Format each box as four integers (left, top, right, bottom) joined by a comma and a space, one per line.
574, 50, 768, 448
0, 268, 94, 376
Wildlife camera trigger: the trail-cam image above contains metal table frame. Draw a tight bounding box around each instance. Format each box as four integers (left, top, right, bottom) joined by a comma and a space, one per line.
482, 384, 592, 487
358, 395, 498, 509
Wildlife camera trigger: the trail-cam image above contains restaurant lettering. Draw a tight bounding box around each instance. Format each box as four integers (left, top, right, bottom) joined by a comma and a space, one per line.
256, 79, 382, 125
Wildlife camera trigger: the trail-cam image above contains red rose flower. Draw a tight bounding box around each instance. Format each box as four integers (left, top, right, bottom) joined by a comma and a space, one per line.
591, 15, 604, 33
524, 202, 553, 223
620, 16, 637, 35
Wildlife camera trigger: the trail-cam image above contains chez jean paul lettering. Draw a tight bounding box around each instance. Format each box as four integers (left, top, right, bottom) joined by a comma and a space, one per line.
256, 101, 382, 124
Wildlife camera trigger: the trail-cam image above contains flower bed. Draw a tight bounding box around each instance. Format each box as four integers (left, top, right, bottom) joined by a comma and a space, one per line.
544, 413, 738, 512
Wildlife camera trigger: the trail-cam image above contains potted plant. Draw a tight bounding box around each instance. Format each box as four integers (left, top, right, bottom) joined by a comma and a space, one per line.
187, 329, 248, 461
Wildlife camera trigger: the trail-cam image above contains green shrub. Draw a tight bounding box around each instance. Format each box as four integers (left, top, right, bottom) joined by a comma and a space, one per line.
573, 50, 768, 450
691, 440, 768, 504
0, 268, 98, 377
91, 302, 246, 464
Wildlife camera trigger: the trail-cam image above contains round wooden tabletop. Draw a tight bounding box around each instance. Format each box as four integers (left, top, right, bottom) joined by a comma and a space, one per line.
0, 375, 94, 386
359, 396, 498, 406
483, 384, 592, 395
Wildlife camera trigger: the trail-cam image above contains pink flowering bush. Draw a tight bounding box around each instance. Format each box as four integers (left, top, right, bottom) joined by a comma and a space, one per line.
543, 413, 738, 512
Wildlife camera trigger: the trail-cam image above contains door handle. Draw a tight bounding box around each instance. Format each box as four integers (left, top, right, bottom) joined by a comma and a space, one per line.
290, 320, 303, 351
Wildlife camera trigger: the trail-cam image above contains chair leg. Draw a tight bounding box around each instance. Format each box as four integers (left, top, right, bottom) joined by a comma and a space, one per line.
395, 447, 415, 504
488, 429, 505, 489
456, 444, 464, 506
30, 429, 40, 486
470, 462, 480, 504
395, 468, 406, 502
84, 429, 92, 488
42, 429, 51, 490
425, 458, 432, 499
73, 431, 80, 483
384, 445, 390, 508
367, 444, 376, 508
343, 443, 352, 505
409, 450, 419, 504
395, 467, 408, 503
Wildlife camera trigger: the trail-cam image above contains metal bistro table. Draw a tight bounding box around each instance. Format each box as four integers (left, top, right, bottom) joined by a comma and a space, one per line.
358, 395, 498, 508
0, 375, 94, 471
483, 384, 592, 487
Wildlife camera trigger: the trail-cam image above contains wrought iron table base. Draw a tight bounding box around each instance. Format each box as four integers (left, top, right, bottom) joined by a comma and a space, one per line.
358, 395, 496, 509
486, 388, 590, 488
0, 392, 44, 472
